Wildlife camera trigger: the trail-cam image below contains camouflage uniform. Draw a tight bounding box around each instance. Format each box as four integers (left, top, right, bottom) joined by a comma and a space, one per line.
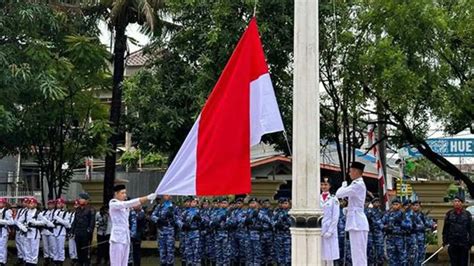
383, 208, 412, 266
404, 209, 417, 265
183, 206, 202, 265
273, 206, 291, 266
233, 205, 248, 264
336, 207, 351, 266
365, 207, 384, 265
151, 200, 178, 266
259, 206, 274, 265
212, 206, 230, 265
245, 207, 262, 265
413, 210, 433, 266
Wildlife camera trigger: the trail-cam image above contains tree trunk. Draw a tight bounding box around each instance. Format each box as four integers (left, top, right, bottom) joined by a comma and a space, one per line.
103, 23, 127, 204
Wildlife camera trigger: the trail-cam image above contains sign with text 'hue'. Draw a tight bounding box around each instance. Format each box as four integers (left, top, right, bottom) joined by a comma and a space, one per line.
407, 138, 474, 157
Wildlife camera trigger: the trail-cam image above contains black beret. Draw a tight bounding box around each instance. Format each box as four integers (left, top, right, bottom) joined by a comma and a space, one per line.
248, 197, 258, 203
412, 200, 421, 205
350, 161, 365, 171
218, 197, 228, 203
78, 192, 90, 200
113, 184, 126, 192
391, 198, 401, 204
402, 199, 411, 206
454, 195, 465, 202
235, 198, 244, 203
262, 199, 270, 204
278, 197, 289, 203
371, 198, 380, 204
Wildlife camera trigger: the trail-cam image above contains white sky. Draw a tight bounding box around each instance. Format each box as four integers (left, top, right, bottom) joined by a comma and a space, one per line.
98, 20, 150, 53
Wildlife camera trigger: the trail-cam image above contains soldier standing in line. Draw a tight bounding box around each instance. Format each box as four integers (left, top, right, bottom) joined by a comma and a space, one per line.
151, 195, 178, 266
41, 199, 57, 265
383, 198, 411, 266
321, 177, 340, 265
14, 198, 29, 265
70, 192, 95, 266
336, 198, 351, 266
179, 197, 192, 265
108, 184, 155, 266
0, 198, 14, 266
233, 198, 247, 266
67, 200, 79, 265
411, 200, 433, 266
259, 199, 274, 266
212, 198, 231, 266
272, 197, 291, 266
227, 200, 238, 265
199, 199, 211, 265
51, 198, 71, 266
130, 204, 146, 266
182, 197, 202, 265
19, 197, 46, 266
368, 198, 385, 266
245, 197, 262, 266
402, 200, 417, 265
207, 198, 219, 265
95, 205, 110, 265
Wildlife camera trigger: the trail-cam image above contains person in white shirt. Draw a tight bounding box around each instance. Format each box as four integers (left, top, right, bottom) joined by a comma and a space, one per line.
41, 200, 57, 265
335, 161, 369, 266
0, 198, 14, 266
108, 184, 156, 266
18, 197, 47, 266
52, 198, 70, 265
321, 177, 340, 265
14, 198, 29, 265
67, 200, 79, 264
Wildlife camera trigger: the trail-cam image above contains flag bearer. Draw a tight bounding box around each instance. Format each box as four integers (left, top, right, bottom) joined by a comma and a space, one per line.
109, 185, 155, 266
321, 177, 340, 265
335, 162, 370, 266
0, 198, 13, 266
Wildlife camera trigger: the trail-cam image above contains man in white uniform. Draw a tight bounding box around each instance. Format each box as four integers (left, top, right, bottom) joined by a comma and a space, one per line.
52, 198, 70, 265
109, 184, 156, 266
67, 200, 79, 264
14, 198, 29, 265
0, 198, 13, 266
41, 200, 57, 265
335, 162, 369, 265
321, 177, 340, 265
18, 197, 47, 266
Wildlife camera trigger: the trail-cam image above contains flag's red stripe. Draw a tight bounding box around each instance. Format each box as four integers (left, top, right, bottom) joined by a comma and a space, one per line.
196, 18, 269, 195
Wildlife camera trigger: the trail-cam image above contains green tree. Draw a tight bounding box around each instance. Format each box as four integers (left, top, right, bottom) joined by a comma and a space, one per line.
124, 0, 294, 159
0, 2, 111, 200
97, 0, 169, 203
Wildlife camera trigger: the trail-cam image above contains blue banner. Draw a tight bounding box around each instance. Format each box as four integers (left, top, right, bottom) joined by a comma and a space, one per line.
407, 138, 474, 157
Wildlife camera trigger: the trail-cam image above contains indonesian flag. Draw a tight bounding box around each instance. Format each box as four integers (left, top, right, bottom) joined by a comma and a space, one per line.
155, 18, 284, 196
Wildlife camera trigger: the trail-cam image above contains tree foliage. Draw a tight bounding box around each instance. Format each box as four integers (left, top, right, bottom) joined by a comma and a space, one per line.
124, 0, 294, 158
0, 2, 112, 200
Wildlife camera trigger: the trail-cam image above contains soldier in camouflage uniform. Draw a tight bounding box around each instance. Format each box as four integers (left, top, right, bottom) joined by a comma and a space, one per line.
336, 198, 351, 266
227, 200, 238, 264
411, 200, 433, 266
199, 199, 211, 265
182, 197, 202, 265
179, 197, 192, 265
233, 198, 247, 265
365, 198, 384, 266
212, 198, 231, 266
273, 197, 291, 266
260, 199, 274, 265
245, 198, 263, 266
402, 200, 417, 265
151, 195, 179, 266
383, 198, 412, 266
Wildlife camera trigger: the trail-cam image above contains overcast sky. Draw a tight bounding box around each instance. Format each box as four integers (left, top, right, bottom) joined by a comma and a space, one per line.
98, 20, 150, 53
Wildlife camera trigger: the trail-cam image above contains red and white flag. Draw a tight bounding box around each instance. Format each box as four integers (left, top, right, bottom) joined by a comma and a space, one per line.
155, 18, 284, 196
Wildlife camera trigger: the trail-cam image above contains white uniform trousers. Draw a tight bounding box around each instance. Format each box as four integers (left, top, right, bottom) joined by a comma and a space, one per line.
24, 238, 40, 264
15, 234, 24, 259
349, 230, 368, 266
42, 234, 55, 259
0, 234, 8, 264
52, 235, 66, 262
110, 242, 130, 266
68, 238, 77, 259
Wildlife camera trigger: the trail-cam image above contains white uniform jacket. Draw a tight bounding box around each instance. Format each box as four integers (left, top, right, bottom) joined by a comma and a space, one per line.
109, 198, 141, 244
0, 208, 14, 236
335, 177, 369, 232
17, 209, 46, 239
321, 193, 340, 260
53, 209, 70, 237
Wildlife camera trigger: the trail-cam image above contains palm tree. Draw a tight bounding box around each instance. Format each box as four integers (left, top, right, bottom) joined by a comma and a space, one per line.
100, 0, 166, 203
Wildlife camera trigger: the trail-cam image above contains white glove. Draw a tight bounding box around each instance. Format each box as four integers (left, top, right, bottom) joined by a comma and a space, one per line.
322, 232, 332, 238
341, 181, 348, 187
0, 219, 8, 226
147, 193, 157, 201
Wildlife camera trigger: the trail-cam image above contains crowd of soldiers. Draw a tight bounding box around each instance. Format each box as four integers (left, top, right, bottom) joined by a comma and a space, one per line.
334, 197, 436, 266
151, 195, 292, 266
0, 184, 440, 266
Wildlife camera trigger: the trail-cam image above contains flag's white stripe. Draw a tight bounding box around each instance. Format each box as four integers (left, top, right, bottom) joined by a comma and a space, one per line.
156, 117, 199, 195
250, 73, 284, 146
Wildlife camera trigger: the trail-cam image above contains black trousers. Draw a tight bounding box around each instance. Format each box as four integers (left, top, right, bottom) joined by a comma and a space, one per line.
96, 234, 110, 264
448, 244, 470, 266
75, 234, 92, 266
131, 238, 142, 266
